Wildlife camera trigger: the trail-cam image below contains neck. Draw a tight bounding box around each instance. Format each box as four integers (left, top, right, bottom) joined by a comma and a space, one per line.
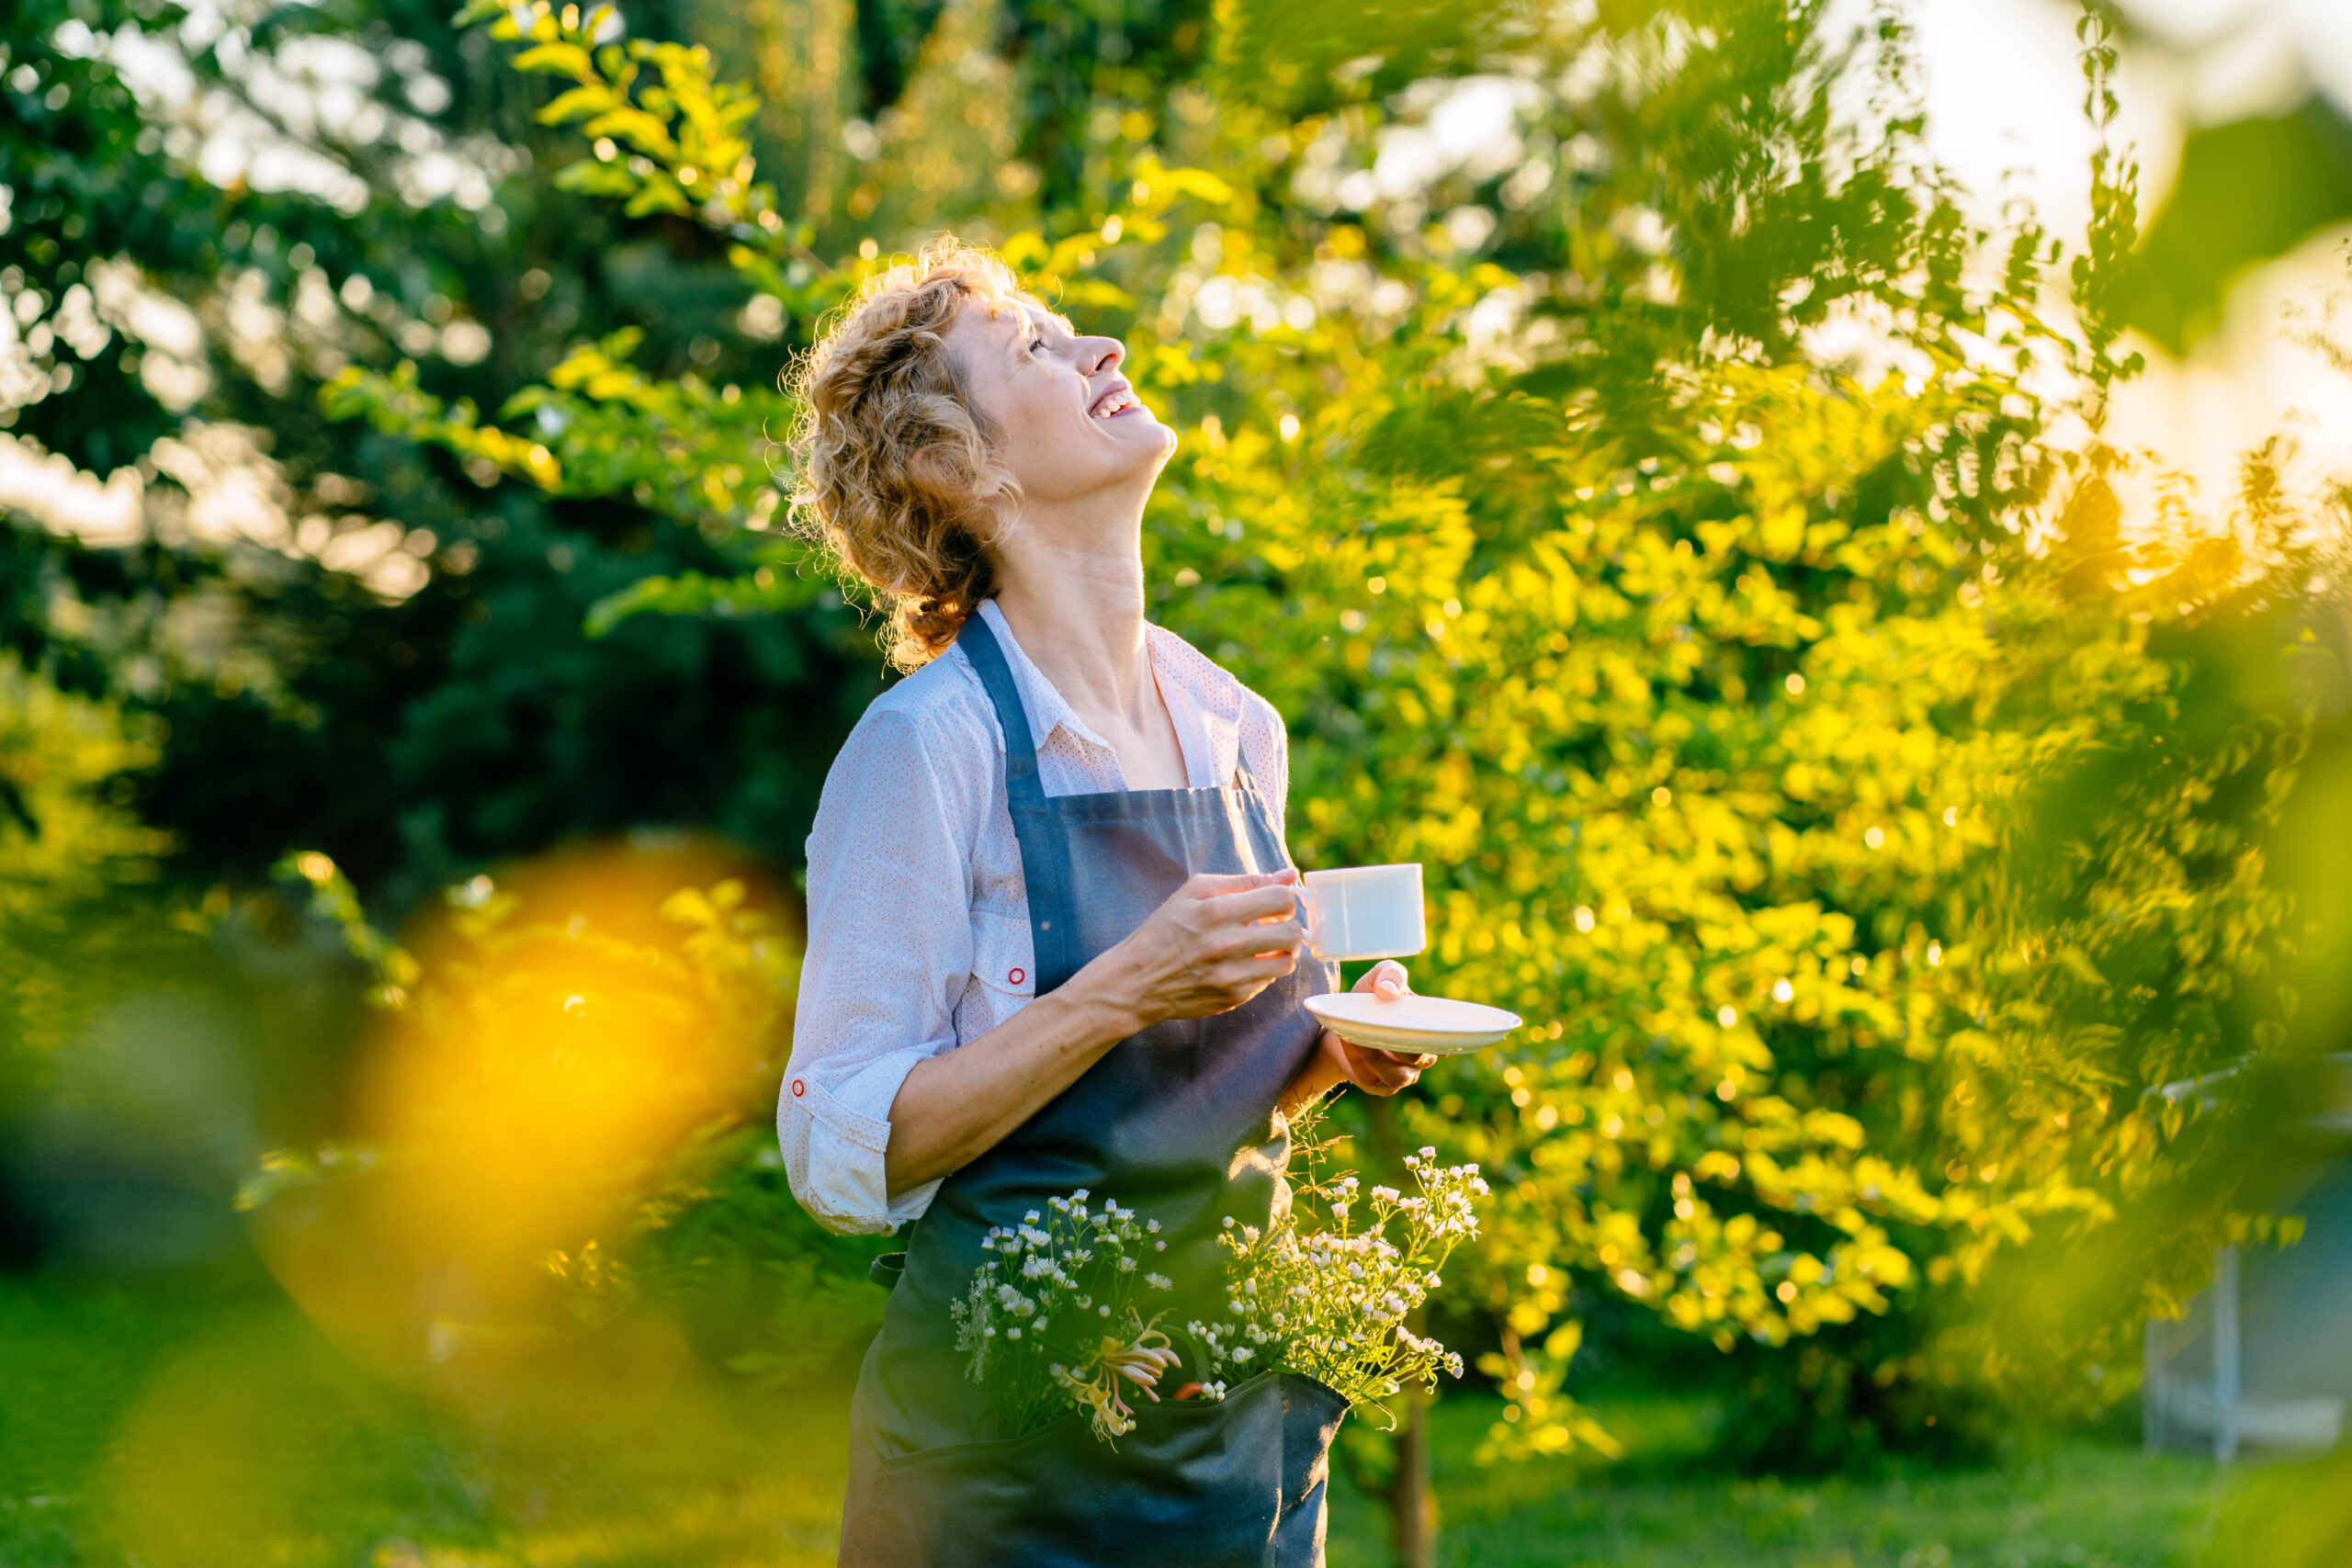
988, 486, 1155, 724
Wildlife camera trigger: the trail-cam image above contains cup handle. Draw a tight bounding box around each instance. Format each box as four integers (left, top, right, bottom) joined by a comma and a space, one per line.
1294, 884, 1320, 959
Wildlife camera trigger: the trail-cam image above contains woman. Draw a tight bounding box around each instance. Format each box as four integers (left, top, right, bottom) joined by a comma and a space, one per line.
778, 240, 1432, 1567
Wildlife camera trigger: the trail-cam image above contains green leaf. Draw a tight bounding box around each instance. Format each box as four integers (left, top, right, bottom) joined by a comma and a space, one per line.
513, 39, 595, 78
584, 568, 828, 639
537, 84, 618, 125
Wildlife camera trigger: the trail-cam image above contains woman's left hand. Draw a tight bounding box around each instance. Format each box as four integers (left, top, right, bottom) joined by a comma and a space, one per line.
1326, 960, 1437, 1095
1277, 961, 1437, 1117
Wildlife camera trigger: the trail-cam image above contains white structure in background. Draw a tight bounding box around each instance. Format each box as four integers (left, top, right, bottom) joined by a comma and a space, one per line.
2143, 1055, 2352, 1461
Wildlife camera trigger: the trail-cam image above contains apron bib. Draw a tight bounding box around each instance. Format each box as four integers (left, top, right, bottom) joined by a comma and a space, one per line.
838, 613, 1347, 1568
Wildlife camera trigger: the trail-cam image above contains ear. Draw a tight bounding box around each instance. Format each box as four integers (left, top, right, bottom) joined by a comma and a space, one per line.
967, 464, 1023, 544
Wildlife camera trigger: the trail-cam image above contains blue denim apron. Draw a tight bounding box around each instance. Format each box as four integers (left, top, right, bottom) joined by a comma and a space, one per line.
838, 612, 1348, 1567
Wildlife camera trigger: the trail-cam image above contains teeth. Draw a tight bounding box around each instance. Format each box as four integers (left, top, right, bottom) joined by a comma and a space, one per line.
1092, 389, 1135, 418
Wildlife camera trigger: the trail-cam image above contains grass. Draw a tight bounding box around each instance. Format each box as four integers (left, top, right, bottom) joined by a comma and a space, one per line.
3, 1263, 2236, 1567
1325, 1393, 2232, 1568
1, 1262, 853, 1567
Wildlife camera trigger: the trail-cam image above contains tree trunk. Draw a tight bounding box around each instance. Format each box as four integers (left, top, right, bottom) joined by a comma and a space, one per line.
1387, 1379, 1435, 1568
1362, 1095, 1435, 1568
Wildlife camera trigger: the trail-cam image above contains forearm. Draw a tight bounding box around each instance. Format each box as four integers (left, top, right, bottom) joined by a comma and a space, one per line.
882, 869, 1307, 1197
1278, 1032, 1349, 1122
884, 971, 1145, 1195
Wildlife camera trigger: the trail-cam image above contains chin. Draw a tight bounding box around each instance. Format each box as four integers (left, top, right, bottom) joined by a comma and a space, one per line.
1103, 416, 1177, 469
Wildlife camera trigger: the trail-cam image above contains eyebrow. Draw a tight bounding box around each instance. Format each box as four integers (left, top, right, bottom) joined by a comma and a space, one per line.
1007, 309, 1074, 360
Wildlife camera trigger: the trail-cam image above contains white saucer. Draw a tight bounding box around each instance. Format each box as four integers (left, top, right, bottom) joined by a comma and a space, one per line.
1304, 992, 1522, 1055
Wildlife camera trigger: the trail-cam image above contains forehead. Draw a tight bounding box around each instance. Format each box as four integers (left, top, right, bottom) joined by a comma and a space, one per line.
958, 294, 1069, 343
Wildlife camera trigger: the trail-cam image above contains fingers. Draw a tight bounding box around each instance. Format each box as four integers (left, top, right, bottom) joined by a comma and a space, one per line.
1213, 918, 1304, 960
1352, 960, 1410, 999
1220, 952, 1298, 989
1330, 1036, 1435, 1095
1181, 869, 1298, 900
1206, 883, 1308, 924
1181, 952, 1296, 1016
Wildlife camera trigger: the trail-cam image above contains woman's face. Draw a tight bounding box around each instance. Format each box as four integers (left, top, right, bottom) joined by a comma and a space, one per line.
945, 297, 1175, 512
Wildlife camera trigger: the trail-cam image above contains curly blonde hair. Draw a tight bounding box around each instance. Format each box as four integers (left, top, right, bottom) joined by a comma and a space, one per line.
786, 238, 1030, 671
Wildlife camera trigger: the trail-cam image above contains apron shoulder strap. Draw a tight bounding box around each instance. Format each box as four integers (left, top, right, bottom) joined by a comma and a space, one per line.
954, 610, 1044, 805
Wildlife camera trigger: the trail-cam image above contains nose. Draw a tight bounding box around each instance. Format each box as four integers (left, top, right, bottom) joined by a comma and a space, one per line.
1082, 335, 1124, 376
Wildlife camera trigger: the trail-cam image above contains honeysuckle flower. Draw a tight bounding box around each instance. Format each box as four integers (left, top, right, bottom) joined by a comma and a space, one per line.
1046, 1315, 1180, 1445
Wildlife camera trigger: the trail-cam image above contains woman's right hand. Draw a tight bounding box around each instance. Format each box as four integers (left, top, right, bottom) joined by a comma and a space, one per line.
1083, 869, 1306, 1030
885, 869, 1303, 1195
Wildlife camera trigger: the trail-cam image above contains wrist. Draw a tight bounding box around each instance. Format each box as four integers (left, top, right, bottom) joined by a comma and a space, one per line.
1282, 1032, 1349, 1116
1056, 953, 1159, 1043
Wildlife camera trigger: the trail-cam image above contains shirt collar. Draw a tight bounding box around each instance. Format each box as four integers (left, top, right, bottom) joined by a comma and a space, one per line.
972, 598, 1090, 760
968, 600, 1242, 791
1144, 619, 1242, 791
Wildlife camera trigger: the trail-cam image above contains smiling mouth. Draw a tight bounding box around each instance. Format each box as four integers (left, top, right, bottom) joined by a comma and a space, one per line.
1089, 384, 1140, 419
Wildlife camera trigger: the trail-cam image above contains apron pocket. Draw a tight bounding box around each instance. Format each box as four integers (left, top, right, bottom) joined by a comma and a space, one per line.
1273, 1371, 1351, 1565
866, 1413, 1094, 1568
1092, 1371, 1291, 1566
857, 1371, 1348, 1568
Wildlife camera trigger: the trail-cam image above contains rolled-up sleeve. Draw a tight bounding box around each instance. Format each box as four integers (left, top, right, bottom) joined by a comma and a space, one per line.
780, 703, 979, 1235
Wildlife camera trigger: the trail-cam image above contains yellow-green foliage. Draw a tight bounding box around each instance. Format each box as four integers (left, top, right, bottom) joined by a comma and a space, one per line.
1125, 211, 2312, 1447
336, 0, 2322, 1458
0, 656, 168, 919
0, 658, 174, 1083
1135, 322, 2048, 1449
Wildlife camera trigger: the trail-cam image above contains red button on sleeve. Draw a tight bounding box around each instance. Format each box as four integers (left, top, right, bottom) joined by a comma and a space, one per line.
790, 1078, 806, 1098
1009, 967, 1025, 986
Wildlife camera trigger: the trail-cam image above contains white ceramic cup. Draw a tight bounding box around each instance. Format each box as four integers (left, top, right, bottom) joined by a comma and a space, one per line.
1300, 863, 1426, 963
